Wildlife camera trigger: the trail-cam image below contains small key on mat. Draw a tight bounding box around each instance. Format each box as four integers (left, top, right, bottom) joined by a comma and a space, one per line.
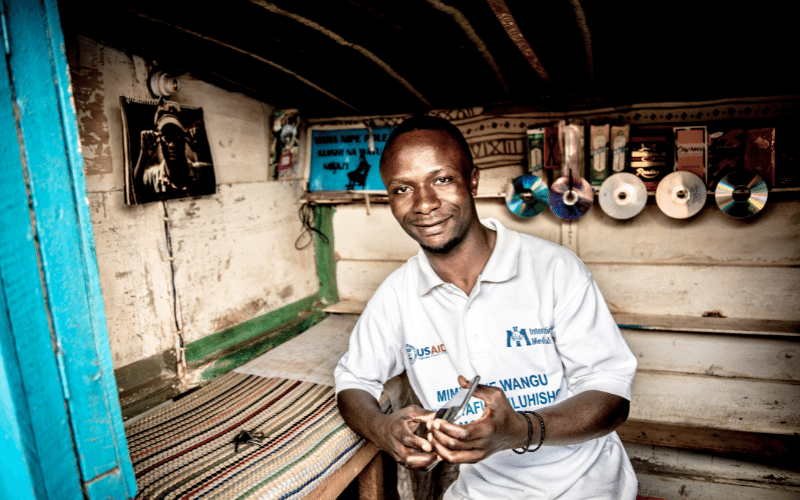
232, 430, 266, 452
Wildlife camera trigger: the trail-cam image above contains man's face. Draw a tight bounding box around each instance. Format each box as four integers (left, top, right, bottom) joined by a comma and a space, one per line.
380, 129, 479, 254
159, 125, 186, 165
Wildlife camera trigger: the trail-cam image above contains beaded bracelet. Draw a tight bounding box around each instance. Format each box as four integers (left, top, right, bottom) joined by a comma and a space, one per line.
512, 411, 545, 454
512, 411, 532, 454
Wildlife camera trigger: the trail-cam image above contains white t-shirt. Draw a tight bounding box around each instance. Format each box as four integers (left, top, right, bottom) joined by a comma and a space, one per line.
335, 218, 638, 499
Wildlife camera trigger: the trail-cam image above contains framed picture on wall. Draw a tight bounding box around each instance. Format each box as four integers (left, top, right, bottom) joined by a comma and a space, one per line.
305, 124, 394, 192
120, 97, 216, 205
270, 108, 301, 180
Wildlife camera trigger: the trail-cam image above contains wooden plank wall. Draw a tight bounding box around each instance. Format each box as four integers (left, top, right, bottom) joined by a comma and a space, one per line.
66, 36, 318, 397
334, 197, 800, 321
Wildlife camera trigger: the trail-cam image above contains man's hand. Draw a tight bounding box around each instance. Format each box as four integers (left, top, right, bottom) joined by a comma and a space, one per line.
336, 388, 439, 470
372, 405, 440, 469
140, 130, 159, 159
426, 376, 630, 465
426, 375, 528, 464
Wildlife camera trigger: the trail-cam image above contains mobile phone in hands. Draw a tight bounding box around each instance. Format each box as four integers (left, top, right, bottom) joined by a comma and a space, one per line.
413, 375, 481, 470
433, 375, 480, 423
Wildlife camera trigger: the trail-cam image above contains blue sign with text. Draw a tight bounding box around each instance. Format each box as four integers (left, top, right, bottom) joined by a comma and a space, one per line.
308, 127, 393, 191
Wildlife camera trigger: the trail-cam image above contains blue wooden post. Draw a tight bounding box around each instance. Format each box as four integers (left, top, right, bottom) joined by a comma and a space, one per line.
0, 0, 136, 498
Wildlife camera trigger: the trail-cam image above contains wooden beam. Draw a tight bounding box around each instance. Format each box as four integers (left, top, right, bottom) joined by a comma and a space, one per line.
358, 451, 385, 500
304, 442, 381, 500
486, 0, 550, 83
619, 420, 799, 458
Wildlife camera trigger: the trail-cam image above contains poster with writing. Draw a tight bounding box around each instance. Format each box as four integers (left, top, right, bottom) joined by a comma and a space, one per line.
308, 126, 394, 192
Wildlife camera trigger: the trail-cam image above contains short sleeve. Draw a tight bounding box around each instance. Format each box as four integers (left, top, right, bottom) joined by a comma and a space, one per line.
334, 291, 406, 401
553, 276, 637, 400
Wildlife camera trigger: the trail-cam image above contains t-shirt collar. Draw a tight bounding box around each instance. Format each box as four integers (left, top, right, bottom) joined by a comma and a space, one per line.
415, 218, 520, 296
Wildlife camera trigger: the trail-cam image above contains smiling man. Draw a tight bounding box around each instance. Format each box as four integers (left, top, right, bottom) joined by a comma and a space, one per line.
335, 115, 638, 499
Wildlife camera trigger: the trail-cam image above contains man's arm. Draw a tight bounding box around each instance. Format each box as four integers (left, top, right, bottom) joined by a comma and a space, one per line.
337, 388, 440, 469
133, 130, 159, 190
426, 376, 629, 464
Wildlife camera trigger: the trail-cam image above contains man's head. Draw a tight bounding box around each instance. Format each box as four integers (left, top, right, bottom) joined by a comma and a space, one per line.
379, 115, 480, 255
154, 101, 187, 167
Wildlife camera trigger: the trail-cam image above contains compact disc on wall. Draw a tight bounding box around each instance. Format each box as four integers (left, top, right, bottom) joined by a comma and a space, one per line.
655, 171, 707, 219
549, 175, 593, 220
505, 174, 549, 218
715, 171, 768, 218
598, 173, 648, 220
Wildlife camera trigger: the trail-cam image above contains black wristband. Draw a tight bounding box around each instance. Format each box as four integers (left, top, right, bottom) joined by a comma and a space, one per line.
513, 411, 545, 454
512, 411, 532, 454
528, 411, 545, 452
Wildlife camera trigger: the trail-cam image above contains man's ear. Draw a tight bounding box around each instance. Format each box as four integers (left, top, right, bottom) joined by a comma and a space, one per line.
469, 166, 479, 196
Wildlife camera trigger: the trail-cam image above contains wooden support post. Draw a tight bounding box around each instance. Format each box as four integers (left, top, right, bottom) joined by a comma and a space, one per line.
358, 450, 384, 500
306, 442, 381, 500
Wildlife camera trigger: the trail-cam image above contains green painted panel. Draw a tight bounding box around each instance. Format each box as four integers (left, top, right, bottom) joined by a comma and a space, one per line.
197, 311, 328, 380
185, 294, 320, 362
314, 205, 338, 305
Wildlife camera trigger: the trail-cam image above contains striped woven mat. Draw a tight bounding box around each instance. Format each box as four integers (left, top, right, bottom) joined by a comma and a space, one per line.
126, 372, 364, 500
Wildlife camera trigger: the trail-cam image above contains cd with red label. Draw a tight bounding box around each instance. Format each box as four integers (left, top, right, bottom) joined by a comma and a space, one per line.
505, 174, 549, 218
598, 173, 648, 220
715, 171, 768, 218
549, 175, 593, 220
655, 171, 707, 219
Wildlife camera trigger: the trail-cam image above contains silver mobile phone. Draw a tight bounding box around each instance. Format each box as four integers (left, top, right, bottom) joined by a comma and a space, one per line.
434, 375, 481, 422
416, 375, 481, 471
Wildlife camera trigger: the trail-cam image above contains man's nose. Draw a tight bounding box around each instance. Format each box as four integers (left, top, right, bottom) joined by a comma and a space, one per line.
412, 185, 440, 214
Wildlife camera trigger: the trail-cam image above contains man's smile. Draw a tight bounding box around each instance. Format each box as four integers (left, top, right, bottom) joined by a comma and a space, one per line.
411, 217, 451, 231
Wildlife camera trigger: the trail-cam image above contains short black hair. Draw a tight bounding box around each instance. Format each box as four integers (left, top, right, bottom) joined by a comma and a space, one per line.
382, 115, 473, 165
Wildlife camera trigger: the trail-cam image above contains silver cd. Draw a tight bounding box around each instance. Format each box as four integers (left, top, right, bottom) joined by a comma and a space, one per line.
598, 173, 648, 220
505, 174, 549, 218
715, 171, 768, 218
549, 175, 593, 220
655, 171, 707, 219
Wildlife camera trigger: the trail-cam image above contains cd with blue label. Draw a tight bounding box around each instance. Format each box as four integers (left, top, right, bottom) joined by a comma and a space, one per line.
549, 175, 593, 220
715, 171, 768, 218
505, 174, 549, 218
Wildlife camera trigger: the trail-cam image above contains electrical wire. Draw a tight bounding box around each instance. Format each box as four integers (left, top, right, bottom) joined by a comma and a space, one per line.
295, 203, 329, 250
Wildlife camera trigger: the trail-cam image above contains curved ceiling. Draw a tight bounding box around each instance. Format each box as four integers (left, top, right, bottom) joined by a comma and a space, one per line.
60, 0, 797, 118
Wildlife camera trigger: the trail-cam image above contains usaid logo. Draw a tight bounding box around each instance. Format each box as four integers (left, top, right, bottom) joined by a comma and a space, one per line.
506, 326, 554, 347
406, 343, 446, 365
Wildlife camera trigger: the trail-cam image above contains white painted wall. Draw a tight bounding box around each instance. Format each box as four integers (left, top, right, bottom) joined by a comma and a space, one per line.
67, 36, 318, 369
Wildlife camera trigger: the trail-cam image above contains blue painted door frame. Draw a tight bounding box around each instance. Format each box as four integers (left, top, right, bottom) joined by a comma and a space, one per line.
0, 0, 136, 498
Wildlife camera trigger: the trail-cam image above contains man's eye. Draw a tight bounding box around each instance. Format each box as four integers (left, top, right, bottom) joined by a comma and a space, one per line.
393, 186, 410, 194
435, 177, 453, 184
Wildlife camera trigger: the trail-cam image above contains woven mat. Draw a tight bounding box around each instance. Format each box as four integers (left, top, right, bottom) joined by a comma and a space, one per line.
126, 372, 364, 500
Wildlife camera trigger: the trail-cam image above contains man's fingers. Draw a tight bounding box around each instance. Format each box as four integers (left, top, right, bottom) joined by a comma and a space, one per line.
402, 451, 440, 470
428, 437, 484, 464
402, 431, 433, 453
431, 418, 470, 440
429, 423, 484, 450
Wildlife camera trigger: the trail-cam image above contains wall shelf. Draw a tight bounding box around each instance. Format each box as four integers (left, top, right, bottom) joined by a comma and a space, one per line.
303, 187, 800, 206
322, 301, 799, 338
